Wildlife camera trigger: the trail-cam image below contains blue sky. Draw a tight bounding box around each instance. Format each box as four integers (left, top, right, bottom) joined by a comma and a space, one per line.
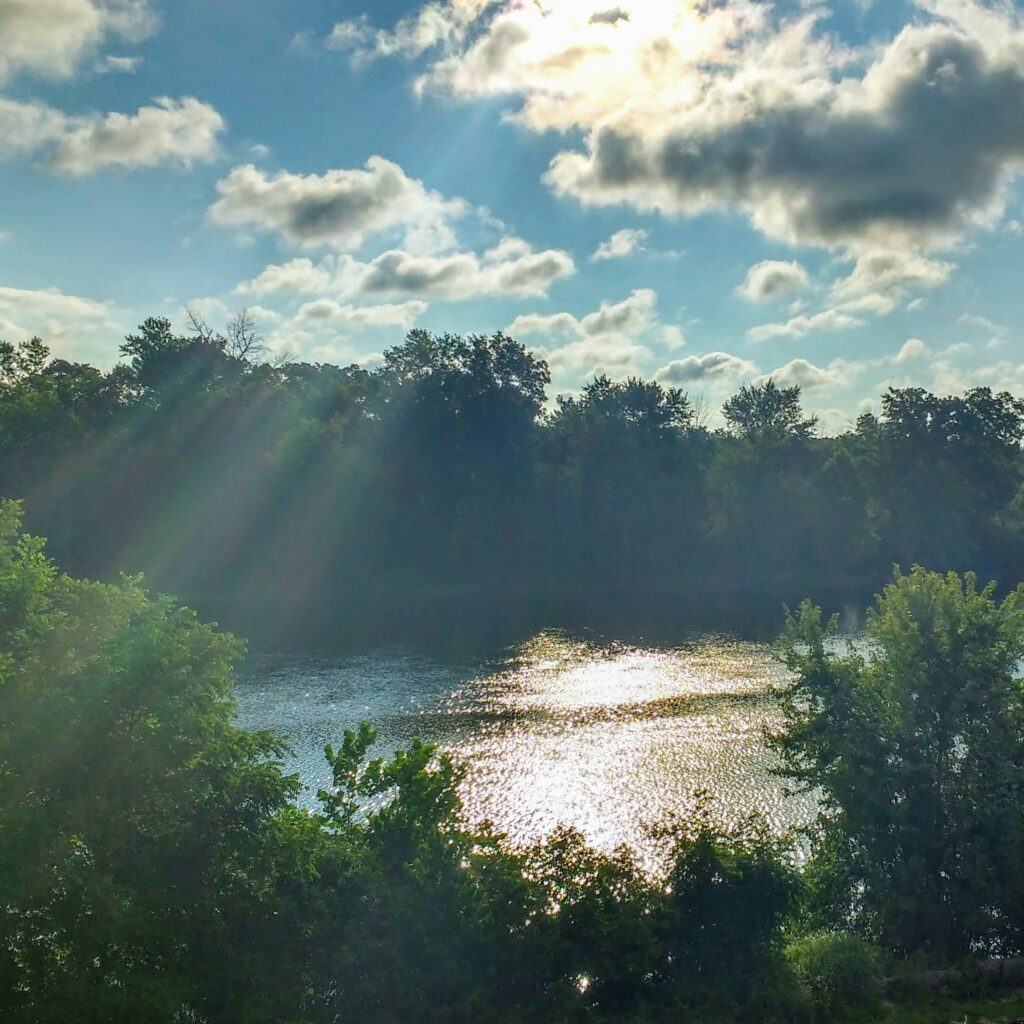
2, 0, 1024, 429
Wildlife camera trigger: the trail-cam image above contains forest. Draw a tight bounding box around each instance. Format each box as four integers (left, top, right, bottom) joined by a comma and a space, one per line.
3, 314, 1024, 644
7, 319, 1024, 1022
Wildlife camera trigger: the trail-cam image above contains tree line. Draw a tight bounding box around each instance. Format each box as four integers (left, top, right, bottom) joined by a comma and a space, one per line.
3, 316, 1024, 642
4, 505, 1024, 1022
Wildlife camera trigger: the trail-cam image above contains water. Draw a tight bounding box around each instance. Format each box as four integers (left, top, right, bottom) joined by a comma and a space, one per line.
234, 630, 818, 865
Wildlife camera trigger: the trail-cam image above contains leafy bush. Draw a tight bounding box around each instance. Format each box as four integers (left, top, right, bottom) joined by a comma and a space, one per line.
786, 932, 882, 1022
776, 567, 1024, 958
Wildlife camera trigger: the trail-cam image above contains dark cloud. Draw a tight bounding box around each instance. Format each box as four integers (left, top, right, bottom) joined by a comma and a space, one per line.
549, 24, 1024, 251
590, 8, 630, 26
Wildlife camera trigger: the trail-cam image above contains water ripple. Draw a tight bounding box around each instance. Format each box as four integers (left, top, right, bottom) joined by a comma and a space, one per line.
235, 631, 816, 866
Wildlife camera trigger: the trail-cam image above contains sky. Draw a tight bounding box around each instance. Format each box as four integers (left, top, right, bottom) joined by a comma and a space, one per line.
2, 0, 1024, 430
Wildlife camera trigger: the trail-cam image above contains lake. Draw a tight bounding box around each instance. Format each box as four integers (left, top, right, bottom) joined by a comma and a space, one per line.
235, 630, 818, 866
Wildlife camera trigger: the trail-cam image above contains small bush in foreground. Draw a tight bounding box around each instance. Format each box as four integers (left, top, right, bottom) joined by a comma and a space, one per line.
787, 931, 883, 1022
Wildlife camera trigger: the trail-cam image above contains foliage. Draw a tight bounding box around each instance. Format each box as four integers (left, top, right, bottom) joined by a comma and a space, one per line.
0, 500, 313, 1024
775, 568, 1024, 958
786, 931, 883, 1022
8, 495, 1024, 1019
0, 507, 815, 1023
4, 318, 1024, 642
723, 378, 818, 441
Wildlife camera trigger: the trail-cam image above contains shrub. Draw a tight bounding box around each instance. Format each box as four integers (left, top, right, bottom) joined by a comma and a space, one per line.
787, 932, 882, 1022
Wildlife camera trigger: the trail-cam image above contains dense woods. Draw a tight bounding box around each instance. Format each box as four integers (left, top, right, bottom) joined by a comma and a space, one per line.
7, 318, 1024, 1021
3, 316, 1024, 644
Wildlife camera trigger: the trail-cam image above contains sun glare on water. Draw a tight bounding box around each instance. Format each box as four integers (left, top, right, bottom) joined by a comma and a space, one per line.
237, 631, 817, 867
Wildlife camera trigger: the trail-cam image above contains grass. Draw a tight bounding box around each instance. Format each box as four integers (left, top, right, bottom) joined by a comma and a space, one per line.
879, 989, 1024, 1023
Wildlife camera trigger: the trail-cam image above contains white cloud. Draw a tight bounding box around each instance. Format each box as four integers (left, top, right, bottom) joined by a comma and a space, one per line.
50, 97, 224, 175
736, 260, 809, 302
756, 357, 842, 391
326, 1, 496, 64
0, 283, 124, 363
592, 227, 647, 261
510, 288, 675, 382
328, 9, 455, 64
831, 251, 954, 302
896, 338, 928, 362
0, 96, 68, 157
354, 239, 574, 299
0, 95, 225, 174
958, 312, 1007, 336
656, 351, 758, 385
506, 311, 581, 338
239, 237, 575, 302
747, 308, 864, 342
0, 0, 155, 84
208, 158, 467, 253
544, 4, 1024, 255
95, 54, 142, 74
834, 292, 899, 316
237, 258, 336, 297
0, 4, 221, 178
292, 298, 427, 330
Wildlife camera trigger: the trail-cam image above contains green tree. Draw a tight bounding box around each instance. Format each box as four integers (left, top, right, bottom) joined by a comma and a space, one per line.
0, 500, 314, 1023
723, 379, 818, 441
775, 568, 1024, 957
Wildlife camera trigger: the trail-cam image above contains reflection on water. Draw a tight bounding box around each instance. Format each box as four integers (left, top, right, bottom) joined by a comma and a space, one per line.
235, 631, 817, 864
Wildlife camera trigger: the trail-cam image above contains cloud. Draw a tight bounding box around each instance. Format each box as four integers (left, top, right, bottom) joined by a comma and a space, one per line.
510, 288, 658, 342
656, 351, 758, 385
328, 9, 455, 64
896, 338, 928, 362
237, 258, 336, 297
257, 297, 433, 363
292, 298, 427, 330
0, 95, 225, 174
239, 237, 575, 302
0, 0, 155, 84
747, 308, 864, 342
510, 288, 675, 382
49, 97, 224, 175
545, 6, 1024, 255
0, 282, 123, 363
831, 251, 954, 301
592, 227, 647, 261
209, 158, 467, 253
326, 1, 497, 64
0, 4, 221, 178
506, 311, 581, 338
95, 54, 142, 74
374, 1, 1024, 264
958, 312, 1007, 336
356, 239, 574, 299
757, 357, 841, 391
0, 96, 68, 157
736, 260, 809, 302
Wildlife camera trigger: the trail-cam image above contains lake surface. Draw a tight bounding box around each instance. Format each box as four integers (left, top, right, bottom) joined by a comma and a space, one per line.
235, 630, 818, 865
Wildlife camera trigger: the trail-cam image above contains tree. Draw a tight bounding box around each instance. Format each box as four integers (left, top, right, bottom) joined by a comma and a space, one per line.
542, 376, 708, 588
0, 500, 312, 1023
855, 387, 1024, 572
775, 568, 1024, 957
723, 379, 818, 440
